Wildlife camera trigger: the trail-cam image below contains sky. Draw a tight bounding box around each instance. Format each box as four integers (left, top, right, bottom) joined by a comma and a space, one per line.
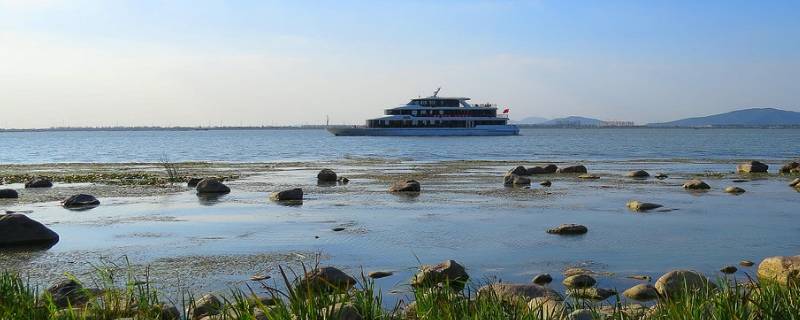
1, 0, 799, 128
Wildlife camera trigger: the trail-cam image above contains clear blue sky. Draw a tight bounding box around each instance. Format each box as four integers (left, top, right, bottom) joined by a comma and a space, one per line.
1, 0, 798, 127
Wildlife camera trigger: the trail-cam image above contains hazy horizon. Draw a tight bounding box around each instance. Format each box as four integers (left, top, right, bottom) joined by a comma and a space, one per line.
2, 0, 799, 129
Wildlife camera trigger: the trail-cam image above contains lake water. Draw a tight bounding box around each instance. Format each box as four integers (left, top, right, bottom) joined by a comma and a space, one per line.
1, 128, 799, 306
2, 128, 800, 164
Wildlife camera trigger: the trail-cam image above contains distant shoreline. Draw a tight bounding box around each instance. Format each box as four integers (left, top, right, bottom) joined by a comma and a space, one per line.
2, 124, 800, 133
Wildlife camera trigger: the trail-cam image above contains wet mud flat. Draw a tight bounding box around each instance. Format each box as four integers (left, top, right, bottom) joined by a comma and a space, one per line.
1, 159, 799, 304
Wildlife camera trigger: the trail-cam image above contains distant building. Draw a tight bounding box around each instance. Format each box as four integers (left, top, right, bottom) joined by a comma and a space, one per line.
600, 120, 635, 127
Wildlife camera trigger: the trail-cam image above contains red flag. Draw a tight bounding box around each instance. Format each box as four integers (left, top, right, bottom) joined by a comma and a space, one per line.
502, 107, 509, 114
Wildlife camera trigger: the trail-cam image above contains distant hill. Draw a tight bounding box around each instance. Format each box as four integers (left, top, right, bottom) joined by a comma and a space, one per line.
648, 108, 800, 127
512, 116, 549, 124
541, 116, 603, 126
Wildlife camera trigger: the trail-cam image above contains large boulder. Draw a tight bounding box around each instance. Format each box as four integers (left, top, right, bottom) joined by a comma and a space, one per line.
46, 279, 89, 308
557, 165, 587, 174
532, 273, 553, 285
623, 284, 659, 301
737, 161, 769, 173
683, 179, 710, 190
0, 189, 18, 199
317, 169, 338, 182
626, 170, 650, 178
779, 162, 800, 174
388, 180, 420, 192
562, 274, 596, 289
654, 270, 716, 298
509, 166, 528, 176
298, 266, 356, 292
757, 255, 800, 285
190, 293, 222, 319
526, 164, 557, 175
547, 224, 588, 235
568, 287, 616, 301
626, 200, 662, 212
25, 178, 53, 188
61, 194, 100, 209
504, 173, 531, 186
195, 178, 230, 194
269, 188, 303, 201
411, 259, 469, 290
478, 283, 561, 303
0, 213, 59, 247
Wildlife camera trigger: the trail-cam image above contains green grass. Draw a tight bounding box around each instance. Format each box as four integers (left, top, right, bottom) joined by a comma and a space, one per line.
1, 266, 798, 320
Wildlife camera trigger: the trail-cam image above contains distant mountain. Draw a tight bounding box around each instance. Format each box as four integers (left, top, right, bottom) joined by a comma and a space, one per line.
648, 108, 800, 127
512, 116, 549, 124
541, 116, 603, 126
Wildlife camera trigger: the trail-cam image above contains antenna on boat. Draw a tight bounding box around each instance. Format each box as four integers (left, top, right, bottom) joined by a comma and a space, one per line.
432, 87, 441, 98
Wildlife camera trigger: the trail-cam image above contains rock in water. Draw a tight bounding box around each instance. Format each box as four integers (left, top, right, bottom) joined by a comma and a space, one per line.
562, 274, 596, 289
724, 186, 746, 194
540, 180, 552, 187
368, 271, 393, 279
720, 266, 738, 274
790, 178, 800, 187
25, 178, 53, 188
779, 161, 800, 174
509, 166, 528, 176
627, 170, 650, 178
0, 213, 59, 248
623, 284, 659, 302
654, 270, 716, 298
557, 165, 588, 174
526, 166, 547, 175
478, 283, 561, 303
737, 160, 769, 173
740, 260, 755, 267
626, 200, 663, 212
61, 194, 100, 209
757, 255, 800, 285
299, 266, 356, 292
195, 178, 230, 194
317, 169, 338, 182
543, 164, 558, 173
504, 173, 531, 186
0, 189, 18, 199
547, 224, 588, 235
411, 259, 469, 290
654, 173, 669, 179
568, 287, 616, 301
532, 273, 553, 285
683, 179, 710, 190
527, 297, 566, 319
270, 188, 303, 201
187, 177, 203, 188
388, 180, 421, 192
577, 174, 600, 179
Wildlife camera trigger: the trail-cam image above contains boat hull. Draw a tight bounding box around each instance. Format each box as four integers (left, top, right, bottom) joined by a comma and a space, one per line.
327, 125, 519, 136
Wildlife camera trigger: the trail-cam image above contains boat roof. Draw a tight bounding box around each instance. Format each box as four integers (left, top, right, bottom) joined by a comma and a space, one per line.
411, 97, 470, 101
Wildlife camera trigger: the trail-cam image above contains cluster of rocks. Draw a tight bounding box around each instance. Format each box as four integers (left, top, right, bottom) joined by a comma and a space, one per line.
502, 164, 590, 187
1, 177, 56, 199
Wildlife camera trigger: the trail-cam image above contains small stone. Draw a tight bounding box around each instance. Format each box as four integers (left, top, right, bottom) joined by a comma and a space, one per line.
532, 273, 553, 285
627, 170, 650, 178
562, 274, 596, 289
504, 173, 531, 185
720, 266, 738, 274
338, 176, 350, 184
250, 274, 270, 281
626, 200, 663, 212
368, 271, 393, 279
0, 189, 19, 199
789, 178, 800, 187
626, 275, 651, 281
569, 287, 615, 300
540, 180, 552, 187
683, 179, 710, 190
577, 174, 600, 179
654, 173, 668, 179
740, 260, 755, 267
411, 259, 469, 290
509, 166, 528, 176
724, 186, 746, 194
547, 224, 588, 235
332, 227, 345, 232
623, 284, 659, 302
